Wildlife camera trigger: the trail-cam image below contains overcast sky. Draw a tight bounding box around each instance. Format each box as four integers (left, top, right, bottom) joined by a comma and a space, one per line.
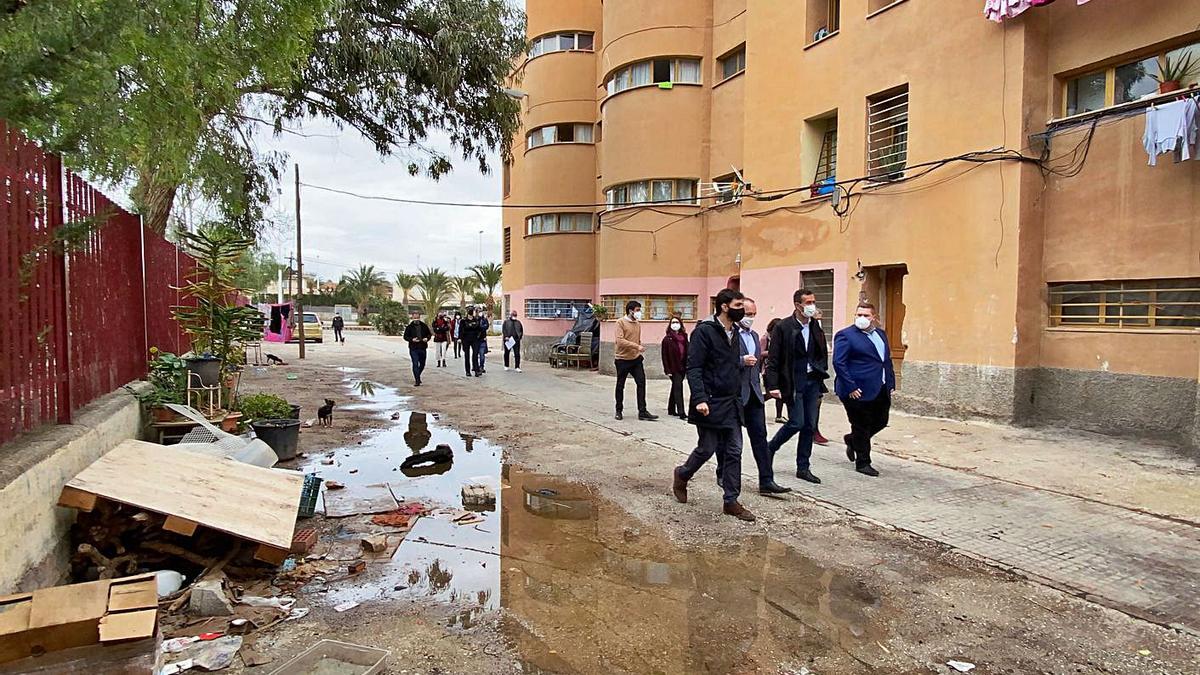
254, 121, 505, 285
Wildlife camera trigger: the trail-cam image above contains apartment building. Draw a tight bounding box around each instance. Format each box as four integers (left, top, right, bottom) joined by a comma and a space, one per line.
500, 0, 1200, 447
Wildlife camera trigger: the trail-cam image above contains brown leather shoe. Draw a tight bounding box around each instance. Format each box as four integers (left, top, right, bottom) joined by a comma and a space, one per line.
723, 501, 756, 522
672, 468, 688, 503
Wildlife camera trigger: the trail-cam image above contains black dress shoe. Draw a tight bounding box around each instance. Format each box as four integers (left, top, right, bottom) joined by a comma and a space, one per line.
856, 465, 880, 477
638, 412, 659, 421
614, 412, 623, 420
758, 483, 793, 494
844, 434, 855, 463
795, 470, 822, 484
678, 415, 688, 421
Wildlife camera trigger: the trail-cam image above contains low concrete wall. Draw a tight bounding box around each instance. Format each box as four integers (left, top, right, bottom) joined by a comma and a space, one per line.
894, 360, 1027, 423
520, 335, 565, 364
598, 342, 668, 379
0, 384, 145, 593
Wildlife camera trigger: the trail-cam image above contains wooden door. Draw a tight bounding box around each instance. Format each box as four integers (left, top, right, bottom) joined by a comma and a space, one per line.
883, 267, 907, 387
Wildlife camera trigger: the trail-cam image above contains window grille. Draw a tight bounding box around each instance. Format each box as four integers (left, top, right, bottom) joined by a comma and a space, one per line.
867, 86, 908, 179
1049, 279, 1200, 329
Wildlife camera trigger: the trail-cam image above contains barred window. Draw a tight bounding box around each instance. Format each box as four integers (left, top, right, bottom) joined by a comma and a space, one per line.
1048, 279, 1200, 329
525, 299, 591, 319
526, 213, 593, 235
503, 227, 511, 263
602, 295, 697, 321
867, 85, 908, 180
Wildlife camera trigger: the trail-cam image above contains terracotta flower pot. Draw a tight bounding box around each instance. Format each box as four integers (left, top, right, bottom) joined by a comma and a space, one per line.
150, 406, 181, 423
220, 412, 244, 433
1159, 80, 1182, 94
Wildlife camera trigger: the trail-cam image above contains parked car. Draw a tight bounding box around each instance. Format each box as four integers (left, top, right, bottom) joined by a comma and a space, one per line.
288, 312, 324, 343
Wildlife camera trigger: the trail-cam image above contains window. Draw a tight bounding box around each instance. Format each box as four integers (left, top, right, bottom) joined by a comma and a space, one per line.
526, 299, 592, 319
605, 179, 698, 209
502, 162, 511, 198
718, 46, 746, 81
800, 269, 836, 349
711, 172, 743, 204
867, 86, 908, 180
1048, 279, 1200, 329
526, 213, 593, 235
605, 58, 702, 95
526, 123, 595, 150
1064, 41, 1200, 116
806, 0, 840, 43
868, 0, 904, 14
528, 31, 594, 58
503, 227, 511, 263
602, 295, 698, 321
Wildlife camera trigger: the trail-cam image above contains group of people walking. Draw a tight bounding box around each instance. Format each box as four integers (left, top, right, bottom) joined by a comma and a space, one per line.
402, 306, 526, 385
608, 288, 894, 523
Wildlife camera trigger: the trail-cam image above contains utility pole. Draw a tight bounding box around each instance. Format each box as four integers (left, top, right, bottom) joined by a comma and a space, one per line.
287, 255, 294, 298
295, 165, 306, 359
477, 230, 483, 265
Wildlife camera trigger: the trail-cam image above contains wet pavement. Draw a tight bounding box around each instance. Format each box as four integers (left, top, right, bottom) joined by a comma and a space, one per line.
297, 371, 890, 673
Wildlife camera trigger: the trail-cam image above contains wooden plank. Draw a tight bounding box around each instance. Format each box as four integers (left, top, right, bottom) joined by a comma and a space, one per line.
253, 545, 289, 566
98, 610, 156, 643
63, 440, 303, 550
56, 487, 96, 512
163, 515, 198, 537
107, 579, 158, 613
28, 580, 109, 629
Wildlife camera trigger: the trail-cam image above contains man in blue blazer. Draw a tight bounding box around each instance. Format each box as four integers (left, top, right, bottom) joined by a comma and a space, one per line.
832, 302, 896, 477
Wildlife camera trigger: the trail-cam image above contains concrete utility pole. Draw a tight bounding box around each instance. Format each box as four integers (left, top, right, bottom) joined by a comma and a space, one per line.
295, 165, 306, 360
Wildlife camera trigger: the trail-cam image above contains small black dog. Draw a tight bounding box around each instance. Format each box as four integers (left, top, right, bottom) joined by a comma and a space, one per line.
265, 353, 287, 366
317, 399, 336, 426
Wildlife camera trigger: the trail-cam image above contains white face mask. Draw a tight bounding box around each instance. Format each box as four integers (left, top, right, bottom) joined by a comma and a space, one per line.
633, 310, 643, 321
739, 316, 755, 330
670, 322, 682, 331
803, 304, 818, 318
854, 316, 872, 331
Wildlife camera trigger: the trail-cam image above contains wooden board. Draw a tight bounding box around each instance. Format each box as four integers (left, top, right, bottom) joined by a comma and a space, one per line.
98, 610, 156, 643
323, 483, 397, 518
62, 439, 303, 550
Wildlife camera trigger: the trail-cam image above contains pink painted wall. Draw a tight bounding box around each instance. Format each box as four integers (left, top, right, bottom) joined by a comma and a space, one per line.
509, 283, 597, 337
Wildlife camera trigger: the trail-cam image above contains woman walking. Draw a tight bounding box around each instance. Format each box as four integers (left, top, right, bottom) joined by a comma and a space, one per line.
660, 316, 689, 420
764, 318, 787, 424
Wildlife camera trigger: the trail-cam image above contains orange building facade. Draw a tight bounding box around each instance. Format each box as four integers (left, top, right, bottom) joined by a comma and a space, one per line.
501, 0, 1200, 448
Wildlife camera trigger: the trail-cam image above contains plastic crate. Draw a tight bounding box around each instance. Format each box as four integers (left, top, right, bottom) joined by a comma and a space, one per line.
298, 473, 323, 518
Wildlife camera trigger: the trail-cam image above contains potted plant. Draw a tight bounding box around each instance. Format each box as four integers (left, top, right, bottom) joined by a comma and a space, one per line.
173, 226, 266, 396
1154, 51, 1198, 94
237, 393, 301, 460
590, 303, 610, 321
139, 348, 188, 421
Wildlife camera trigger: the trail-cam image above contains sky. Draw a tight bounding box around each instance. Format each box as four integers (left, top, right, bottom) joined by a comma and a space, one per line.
254, 121, 505, 286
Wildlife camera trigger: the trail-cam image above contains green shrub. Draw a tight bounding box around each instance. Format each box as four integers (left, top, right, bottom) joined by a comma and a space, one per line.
236, 393, 292, 422
371, 300, 409, 336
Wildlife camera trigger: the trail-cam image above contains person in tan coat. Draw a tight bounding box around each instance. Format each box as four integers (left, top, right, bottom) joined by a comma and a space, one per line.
614, 300, 658, 421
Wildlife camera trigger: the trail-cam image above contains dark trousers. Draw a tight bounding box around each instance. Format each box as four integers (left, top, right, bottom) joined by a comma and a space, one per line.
667, 373, 686, 416
410, 347, 427, 383
768, 378, 823, 473
743, 398, 774, 487
774, 398, 785, 420
504, 340, 521, 368
453, 339, 461, 358
334, 327, 343, 342
614, 357, 648, 414
462, 342, 477, 375
842, 390, 891, 468
678, 425, 743, 504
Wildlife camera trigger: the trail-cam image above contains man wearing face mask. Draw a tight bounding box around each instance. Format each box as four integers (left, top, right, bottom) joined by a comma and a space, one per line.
614, 301, 658, 421
833, 302, 895, 477
764, 288, 830, 484
671, 288, 755, 521
502, 309, 524, 372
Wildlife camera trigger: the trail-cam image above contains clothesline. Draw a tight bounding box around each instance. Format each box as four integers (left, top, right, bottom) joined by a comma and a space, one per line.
1143, 93, 1199, 166
984, 0, 1095, 23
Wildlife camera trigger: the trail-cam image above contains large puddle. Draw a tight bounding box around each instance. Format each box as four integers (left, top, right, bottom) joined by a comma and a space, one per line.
303, 372, 888, 673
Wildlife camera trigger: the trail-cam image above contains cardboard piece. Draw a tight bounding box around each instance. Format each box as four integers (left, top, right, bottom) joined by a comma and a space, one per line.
323, 483, 398, 518
0, 574, 158, 666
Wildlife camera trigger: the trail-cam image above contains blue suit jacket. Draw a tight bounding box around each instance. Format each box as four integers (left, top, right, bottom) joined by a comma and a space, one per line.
832, 326, 896, 401
736, 329, 765, 406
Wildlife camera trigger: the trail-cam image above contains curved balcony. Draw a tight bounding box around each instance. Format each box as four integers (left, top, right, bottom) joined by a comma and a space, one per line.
599, 84, 706, 187
526, 0, 601, 44
600, 0, 706, 74
524, 228, 597, 287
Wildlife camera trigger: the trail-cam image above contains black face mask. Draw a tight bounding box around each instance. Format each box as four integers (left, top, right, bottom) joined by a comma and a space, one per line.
726, 306, 746, 324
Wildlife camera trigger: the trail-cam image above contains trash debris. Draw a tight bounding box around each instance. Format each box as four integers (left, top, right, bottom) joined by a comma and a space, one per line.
286, 607, 311, 621
239, 596, 297, 611
189, 579, 234, 617
333, 601, 360, 613
361, 534, 388, 553
348, 560, 367, 575
401, 444, 454, 472
461, 482, 496, 508
349, 468, 359, 474
452, 512, 486, 526
240, 640, 273, 667
164, 636, 202, 653
371, 512, 412, 528
156, 569, 186, 597
1137, 649, 1151, 656
291, 527, 319, 554
189, 635, 242, 671
280, 558, 297, 572
267, 639, 389, 674
324, 483, 398, 517
947, 660, 976, 673
162, 658, 195, 674
325, 480, 345, 490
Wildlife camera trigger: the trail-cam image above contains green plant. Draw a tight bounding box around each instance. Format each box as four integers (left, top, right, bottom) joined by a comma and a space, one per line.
235, 393, 293, 422
591, 303, 610, 321
340, 265, 388, 318
451, 275, 479, 309
139, 348, 187, 407
470, 262, 503, 313
173, 226, 266, 379
416, 268, 455, 319
370, 300, 410, 336
1154, 51, 1198, 84
394, 272, 418, 309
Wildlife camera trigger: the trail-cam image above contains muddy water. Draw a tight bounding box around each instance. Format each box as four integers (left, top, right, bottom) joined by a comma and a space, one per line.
308, 375, 888, 673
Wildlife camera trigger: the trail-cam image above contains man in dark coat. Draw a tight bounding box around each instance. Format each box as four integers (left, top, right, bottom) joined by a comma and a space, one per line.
331, 314, 345, 343
459, 307, 481, 377
671, 288, 755, 522
764, 288, 830, 484
402, 311, 433, 386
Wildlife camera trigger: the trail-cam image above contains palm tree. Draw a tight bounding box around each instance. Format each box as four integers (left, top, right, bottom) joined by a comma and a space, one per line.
394, 272, 417, 310
415, 267, 455, 320
470, 262, 503, 314
451, 275, 480, 309
340, 264, 387, 318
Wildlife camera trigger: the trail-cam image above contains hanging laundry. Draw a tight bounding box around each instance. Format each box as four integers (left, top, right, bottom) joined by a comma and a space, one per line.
1143, 98, 1199, 166
985, 0, 1093, 23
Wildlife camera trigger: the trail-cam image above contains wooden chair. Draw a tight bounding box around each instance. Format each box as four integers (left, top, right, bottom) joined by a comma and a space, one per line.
564, 332, 594, 369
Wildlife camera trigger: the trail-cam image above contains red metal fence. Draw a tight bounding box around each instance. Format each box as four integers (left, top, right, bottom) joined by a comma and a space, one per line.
1, 121, 195, 445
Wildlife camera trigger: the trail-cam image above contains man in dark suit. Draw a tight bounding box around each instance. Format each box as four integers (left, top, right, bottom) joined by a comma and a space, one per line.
764, 288, 830, 484
724, 298, 792, 494
671, 288, 755, 522
833, 302, 896, 477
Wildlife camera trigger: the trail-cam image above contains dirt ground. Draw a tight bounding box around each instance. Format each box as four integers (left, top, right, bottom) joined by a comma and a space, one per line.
222, 337, 1200, 675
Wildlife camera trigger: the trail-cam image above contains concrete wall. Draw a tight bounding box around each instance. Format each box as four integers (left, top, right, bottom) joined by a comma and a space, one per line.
0, 385, 145, 593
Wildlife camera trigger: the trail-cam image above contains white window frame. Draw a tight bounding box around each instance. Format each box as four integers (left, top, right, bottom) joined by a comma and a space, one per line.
528, 31, 595, 59
525, 299, 593, 319
526, 213, 594, 236
526, 122, 596, 150
604, 179, 699, 210
605, 58, 703, 96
